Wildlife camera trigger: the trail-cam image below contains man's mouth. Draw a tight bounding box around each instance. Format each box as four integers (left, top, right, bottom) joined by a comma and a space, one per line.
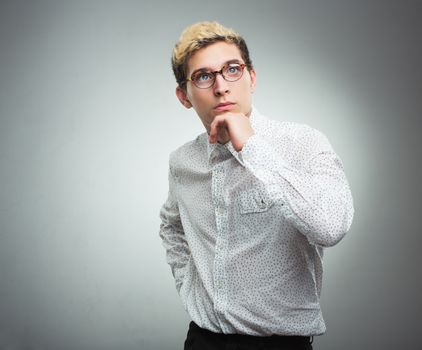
214, 102, 236, 112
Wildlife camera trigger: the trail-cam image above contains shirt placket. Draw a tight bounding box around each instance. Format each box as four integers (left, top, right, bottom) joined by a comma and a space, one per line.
210, 150, 230, 332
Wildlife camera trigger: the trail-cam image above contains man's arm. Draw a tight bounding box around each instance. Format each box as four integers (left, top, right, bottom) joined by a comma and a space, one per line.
159, 161, 190, 293
208, 112, 353, 247
239, 127, 354, 248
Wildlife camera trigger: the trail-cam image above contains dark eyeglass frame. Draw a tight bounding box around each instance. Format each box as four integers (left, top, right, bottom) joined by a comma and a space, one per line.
186, 63, 247, 89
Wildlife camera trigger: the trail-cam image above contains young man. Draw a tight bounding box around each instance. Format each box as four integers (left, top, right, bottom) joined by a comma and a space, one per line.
159, 21, 354, 350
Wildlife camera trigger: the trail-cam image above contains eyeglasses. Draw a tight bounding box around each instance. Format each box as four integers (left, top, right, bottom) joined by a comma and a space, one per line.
186, 63, 247, 89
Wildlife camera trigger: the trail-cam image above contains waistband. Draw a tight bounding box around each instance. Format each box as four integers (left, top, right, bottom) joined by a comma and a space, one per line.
188, 321, 314, 345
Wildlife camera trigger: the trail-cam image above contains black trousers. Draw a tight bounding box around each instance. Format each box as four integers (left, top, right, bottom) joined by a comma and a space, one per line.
184, 321, 314, 350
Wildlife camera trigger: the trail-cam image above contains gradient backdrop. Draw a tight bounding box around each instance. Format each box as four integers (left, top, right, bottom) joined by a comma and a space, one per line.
1, 0, 421, 349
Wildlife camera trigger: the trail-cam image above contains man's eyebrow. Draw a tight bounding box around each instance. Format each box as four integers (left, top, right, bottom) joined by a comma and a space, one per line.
190, 59, 242, 76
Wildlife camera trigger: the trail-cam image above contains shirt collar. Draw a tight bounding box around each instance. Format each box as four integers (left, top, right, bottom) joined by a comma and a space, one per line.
205, 105, 262, 165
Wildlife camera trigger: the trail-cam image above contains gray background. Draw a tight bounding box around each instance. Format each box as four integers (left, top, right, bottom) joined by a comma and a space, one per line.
1, 0, 421, 349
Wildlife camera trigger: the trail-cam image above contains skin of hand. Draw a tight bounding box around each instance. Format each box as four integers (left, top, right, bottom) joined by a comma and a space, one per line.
208, 112, 255, 152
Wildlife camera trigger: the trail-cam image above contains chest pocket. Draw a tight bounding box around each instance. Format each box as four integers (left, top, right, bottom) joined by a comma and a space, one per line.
238, 186, 274, 214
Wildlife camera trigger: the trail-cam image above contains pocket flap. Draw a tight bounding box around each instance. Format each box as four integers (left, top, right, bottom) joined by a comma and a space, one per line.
239, 187, 273, 214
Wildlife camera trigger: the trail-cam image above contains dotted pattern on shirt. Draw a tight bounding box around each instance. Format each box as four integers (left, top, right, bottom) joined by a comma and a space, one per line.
159, 106, 354, 336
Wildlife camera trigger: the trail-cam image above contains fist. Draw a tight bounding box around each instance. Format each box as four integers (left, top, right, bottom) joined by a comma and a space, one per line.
209, 112, 255, 152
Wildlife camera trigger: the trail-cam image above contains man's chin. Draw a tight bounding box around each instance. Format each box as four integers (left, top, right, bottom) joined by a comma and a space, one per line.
213, 107, 240, 116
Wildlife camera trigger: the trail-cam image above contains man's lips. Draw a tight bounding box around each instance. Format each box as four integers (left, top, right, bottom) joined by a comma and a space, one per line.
214, 102, 236, 112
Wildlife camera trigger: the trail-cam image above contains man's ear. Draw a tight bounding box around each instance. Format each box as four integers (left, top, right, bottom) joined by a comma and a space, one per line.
176, 86, 192, 109
249, 68, 257, 93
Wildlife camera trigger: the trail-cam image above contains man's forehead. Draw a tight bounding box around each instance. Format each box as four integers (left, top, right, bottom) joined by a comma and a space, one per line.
187, 42, 243, 74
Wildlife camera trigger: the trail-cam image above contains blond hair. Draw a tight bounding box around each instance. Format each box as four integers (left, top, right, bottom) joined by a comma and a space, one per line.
171, 21, 253, 88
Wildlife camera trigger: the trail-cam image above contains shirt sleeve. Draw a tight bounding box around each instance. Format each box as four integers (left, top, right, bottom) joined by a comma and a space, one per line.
159, 159, 191, 293
238, 127, 354, 247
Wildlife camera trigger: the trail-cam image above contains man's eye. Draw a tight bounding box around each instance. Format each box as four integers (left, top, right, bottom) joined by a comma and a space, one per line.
196, 73, 211, 81
227, 66, 239, 74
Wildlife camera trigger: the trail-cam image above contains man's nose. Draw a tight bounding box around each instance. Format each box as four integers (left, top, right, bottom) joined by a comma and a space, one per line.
213, 73, 230, 96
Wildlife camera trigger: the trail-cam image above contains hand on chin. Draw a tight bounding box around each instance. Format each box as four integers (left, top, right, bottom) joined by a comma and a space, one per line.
210, 111, 232, 144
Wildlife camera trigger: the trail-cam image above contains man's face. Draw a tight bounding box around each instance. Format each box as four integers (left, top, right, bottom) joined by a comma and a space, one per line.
176, 41, 256, 134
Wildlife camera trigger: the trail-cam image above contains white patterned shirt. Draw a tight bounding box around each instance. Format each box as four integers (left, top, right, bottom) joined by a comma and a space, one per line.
159, 106, 354, 336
